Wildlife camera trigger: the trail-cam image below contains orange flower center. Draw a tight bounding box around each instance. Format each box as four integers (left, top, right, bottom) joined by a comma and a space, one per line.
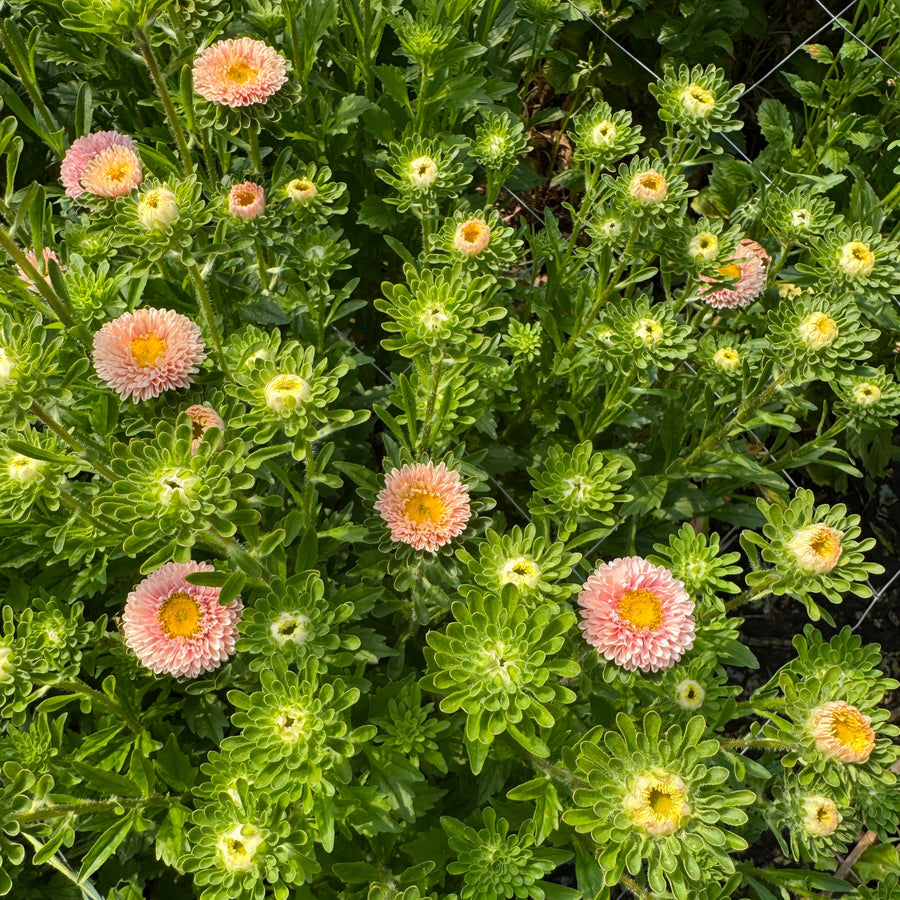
718, 264, 741, 280
810, 527, 840, 560
461, 221, 486, 243
234, 186, 257, 207
639, 174, 662, 190
402, 490, 446, 527
130, 332, 167, 368
225, 60, 258, 84
830, 707, 872, 753
157, 591, 203, 639
617, 589, 663, 630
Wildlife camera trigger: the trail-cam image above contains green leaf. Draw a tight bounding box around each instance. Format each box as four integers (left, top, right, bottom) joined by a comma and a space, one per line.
757, 99, 793, 149
155, 734, 196, 792
77, 812, 135, 883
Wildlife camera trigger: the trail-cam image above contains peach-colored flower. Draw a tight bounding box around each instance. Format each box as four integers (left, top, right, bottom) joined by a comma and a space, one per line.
93, 307, 206, 403
122, 561, 242, 678
700, 238, 769, 309
16, 247, 61, 292
184, 405, 225, 455
577, 556, 695, 673
193, 38, 287, 108
61, 131, 139, 199
808, 701, 875, 763
629, 170, 668, 204
374, 461, 471, 552
788, 524, 842, 574
453, 218, 491, 256
78, 144, 142, 198
229, 182, 265, 220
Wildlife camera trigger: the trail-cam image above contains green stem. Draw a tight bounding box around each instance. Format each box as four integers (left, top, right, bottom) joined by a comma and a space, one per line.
247, 125, 264, 173
528, 755, 591, 792
302, 440, 318, 528
719, 575, 781, 616
719, 737, 795, 752
12, 795, 172, 825
30, 401, 118, 482
254, 235, 270, 292
766, 242, 792, 281
417, 354, 444, 454
186, 260, 231, 377
52, 679, 141, 735
134, 28, 195, 178
618, 874, 657, 900
0, 230, 88, 344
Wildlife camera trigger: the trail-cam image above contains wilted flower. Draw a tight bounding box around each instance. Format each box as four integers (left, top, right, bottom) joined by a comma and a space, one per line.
92, 307, 206, 403
838, 240, 875, 278
700, 239, 769, 309
797, 312, 838, 350
122, 560, 242, 678
801, 796, 842, 836
229, 182, 265, 220
375, 460, 471, 552
286, 178, 317, 204
184, 405, 224, 455
577, 556, 695, 673
807, 701, 875, 763
16, 247, 61, 292
629, 170, 668, 204
193, 38, 287, 108
788, 523, 843, 574
675, 679, 705, 710
407, 155, 438, 190
61, 131, 140, 199
264, 374, 310, 413
138, 186, 179, 230
623, 770, 692, 835
453, 218, 491, 256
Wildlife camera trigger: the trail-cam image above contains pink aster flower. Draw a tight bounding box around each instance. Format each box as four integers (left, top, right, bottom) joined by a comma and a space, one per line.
229, 182, 265, 219
577, 556, 695, 673
374, 461, 471, 552
93, 307, 206, 403
193, 38, 287, 108
184, 404, 225, 455
700, 238, 770, 309
122, 561, 242, 678
16, 247, 61, 292
60, 131, 141, 199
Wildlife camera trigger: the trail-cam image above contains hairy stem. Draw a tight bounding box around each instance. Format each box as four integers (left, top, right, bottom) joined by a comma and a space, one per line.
30, 402, 118, 482
12, 795, 171, 824
186, 260, 231, 377
52, 679, 141, 736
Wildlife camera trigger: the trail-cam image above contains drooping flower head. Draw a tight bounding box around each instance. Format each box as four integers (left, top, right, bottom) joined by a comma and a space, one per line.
61, 131, 141, 199
122, 560, 242, 678
184, 405, 225, 455
193, 38, 287, 108
375, 460, 471, 552
807, 701, 875, 763
700, 238, 769, 309
623, 769, 692, 835
577, 556, 695, 673
16, 247, 61, 292
229, 182, 265, 220
453, 218, 491, 256
93, 307, 206, 403
788, 523, 843, 574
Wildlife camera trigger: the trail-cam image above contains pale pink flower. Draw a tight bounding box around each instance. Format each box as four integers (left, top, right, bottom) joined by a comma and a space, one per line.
577, 556, 695, 673
629, 170, 668, 204
700, 238, 769, 309
374, 461, 471, 552
193, 38, 287, 108
453, 218, 491, 256
60, 131, 140, 199
93, 307, 206, 403
122, 561, 242, 678
16, 247, 61, 292
229, 182, 265, 220
184, 404, 225, 455
808, 701, 875, 763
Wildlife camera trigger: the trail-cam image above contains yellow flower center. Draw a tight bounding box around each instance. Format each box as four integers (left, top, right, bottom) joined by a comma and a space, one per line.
676, 679, 705, 710
623, 771, 691, 836
591, 120, 617, 145
640, 173, 662, 191
274, 707, 306, 743
216, 824, 263, 872
839, 241, 875, 277
104, 160, 132, 185
633, 318, 664, 345
797, 312, 838, 349
462, 221, 486, 243
499, 556, 541, 589
264, 374, 310, 412
225, 60, 258, 84
853, 382, 881, 406
157, 591, 203, 639
287, 179, 317, 201
788, 524, 843, 574
718, 263, 741, 280
713, 347, 740, 371
617, 589, 663, 631
402, 490, 446, 527
130, 333, 167, 368
680, 84, 715, 115
831, 707, 872, 753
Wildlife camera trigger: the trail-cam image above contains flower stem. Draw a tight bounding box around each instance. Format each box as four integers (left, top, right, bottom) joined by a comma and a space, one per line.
719, 736, 795, 752
134, 28, 195, 178
618, 875, 658, 900
11, 795, 172, 825
30, 401, 118, 482
52, 678, 141, 736
247, 125, 264, 173
186, 260, 231, 377
528, 755, 591, 792
417, 354, 444, 454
